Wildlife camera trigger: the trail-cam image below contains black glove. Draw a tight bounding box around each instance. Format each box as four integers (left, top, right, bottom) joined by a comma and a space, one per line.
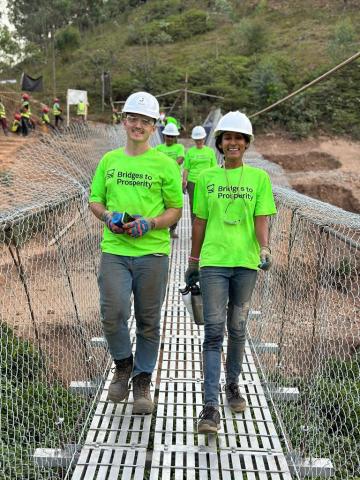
185, 258, 199, 286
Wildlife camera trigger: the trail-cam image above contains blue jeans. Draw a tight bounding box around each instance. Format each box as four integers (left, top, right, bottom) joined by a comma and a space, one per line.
200, 267, 257, 407
98, 253, 169, 377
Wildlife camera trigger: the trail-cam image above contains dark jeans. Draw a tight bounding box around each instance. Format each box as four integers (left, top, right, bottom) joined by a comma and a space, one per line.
187, 181, 196, 224
98, 253, 169, 377
200, 266, 257, 407
55, 115, 64, 128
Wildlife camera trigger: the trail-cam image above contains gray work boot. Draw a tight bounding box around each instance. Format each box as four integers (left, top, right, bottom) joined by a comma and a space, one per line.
225, 383, 246, 412
107, 356, 133, 403
132, 372, 153, 414
197, 406, 221, 434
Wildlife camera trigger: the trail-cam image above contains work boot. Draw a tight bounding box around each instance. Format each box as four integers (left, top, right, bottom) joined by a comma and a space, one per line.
197, 405, 221, 434
225, 383, 246, 412
132, 372, 153, 414
107, 356, 133, 403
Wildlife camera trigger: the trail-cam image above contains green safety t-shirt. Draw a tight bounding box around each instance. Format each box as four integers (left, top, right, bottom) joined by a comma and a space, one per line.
155, 143, 185, 172
89, 147, 183, 256
194, 165, 277, 269
184, 146, 217, 183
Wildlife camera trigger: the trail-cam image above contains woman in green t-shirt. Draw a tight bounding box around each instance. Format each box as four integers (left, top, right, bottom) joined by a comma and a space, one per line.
183, 125, 217, 224
185, 111, 277, 434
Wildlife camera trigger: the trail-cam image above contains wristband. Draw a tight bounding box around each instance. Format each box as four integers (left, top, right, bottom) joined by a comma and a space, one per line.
189, 256, 200, 262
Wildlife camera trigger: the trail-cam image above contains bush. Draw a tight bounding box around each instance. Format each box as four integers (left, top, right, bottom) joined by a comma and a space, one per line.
327, 19, 357, 61
230, 18, 269, 55
55, 25, 81, 51
1, 323, 85, 479
127, 9, 215, 45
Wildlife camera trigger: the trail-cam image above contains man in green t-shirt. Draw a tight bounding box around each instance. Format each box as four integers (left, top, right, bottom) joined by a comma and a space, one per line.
185, 111, 276, 434
155, 122, 185, 238
89, 91, 183, 414
183, 125, 217, 224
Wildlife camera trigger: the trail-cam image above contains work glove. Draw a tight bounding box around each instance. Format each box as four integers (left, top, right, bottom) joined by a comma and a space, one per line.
185, 258, 200, 286
259, 246, 272, 271
102, 211, 125, 234
123, 216, 154, 238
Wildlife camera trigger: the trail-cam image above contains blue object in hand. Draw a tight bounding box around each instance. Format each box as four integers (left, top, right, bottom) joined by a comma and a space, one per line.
111, 212, 124, 227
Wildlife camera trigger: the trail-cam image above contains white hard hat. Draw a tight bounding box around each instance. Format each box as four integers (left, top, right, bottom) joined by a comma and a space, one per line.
162, 123, 180, 136
214, 111, 253, 141
122, 91, 160, 119
191, 125, 207, 140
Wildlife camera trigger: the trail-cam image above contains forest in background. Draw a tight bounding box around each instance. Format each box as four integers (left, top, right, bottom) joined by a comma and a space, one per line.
1, 0, 360, 137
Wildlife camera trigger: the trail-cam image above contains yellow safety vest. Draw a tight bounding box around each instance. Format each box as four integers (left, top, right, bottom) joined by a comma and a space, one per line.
53, 103, 61, 116
77, 102, 86, 115
11, 120, 20, 132
21, 101, 31, 118
41, 113, 50, 124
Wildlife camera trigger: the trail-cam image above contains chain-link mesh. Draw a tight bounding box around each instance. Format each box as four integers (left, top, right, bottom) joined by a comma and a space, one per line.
0, 123, 127, 480
206, 114, 359, 479
1, 117, 359, 479
249, 189, 359, 479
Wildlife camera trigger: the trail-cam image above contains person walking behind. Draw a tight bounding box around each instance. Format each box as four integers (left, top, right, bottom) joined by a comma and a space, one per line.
182, 125, 217, 224
20, 93, 31, 136
40, 106, 55, 131
155, 122, 185, 238
89, 91, 183, 414
11, 113, 22, 134
52, 98, 64, 128
185, 111, 276, 434
0, 98, 9, 136
77, 99, 86, 122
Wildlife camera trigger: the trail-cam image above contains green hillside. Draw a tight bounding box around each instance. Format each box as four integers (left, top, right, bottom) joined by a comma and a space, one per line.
5, 0, 360, 137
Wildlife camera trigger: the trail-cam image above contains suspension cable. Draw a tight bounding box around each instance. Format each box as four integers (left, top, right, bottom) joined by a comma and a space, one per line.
249, 50, 360, 118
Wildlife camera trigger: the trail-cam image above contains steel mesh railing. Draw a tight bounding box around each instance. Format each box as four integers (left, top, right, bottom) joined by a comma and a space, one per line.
249, 188, 360, 479
0, 120, 359, 479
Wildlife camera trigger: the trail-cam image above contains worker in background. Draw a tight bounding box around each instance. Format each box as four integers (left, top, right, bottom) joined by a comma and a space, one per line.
112, 107, 121, 125
185, 111, 276, 434
40, 106, 55, 131
166, 114, 181, 130
0, 98, 9, 136
20, 93, 32, 136
52, 98, 64, 128
155, 122, 185, 238
11, 113, 22, 134
77, 99, 86, 122
89, 91, 182, 415
183, 125, 217, 224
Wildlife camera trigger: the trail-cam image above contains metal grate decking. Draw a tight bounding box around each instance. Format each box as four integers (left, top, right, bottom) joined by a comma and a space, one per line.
72, 198, 292, 480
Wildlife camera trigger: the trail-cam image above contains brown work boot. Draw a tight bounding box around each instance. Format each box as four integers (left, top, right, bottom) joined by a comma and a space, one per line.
107, 356, 133, 403
225, 383, 246, 412
132, 372, 153, 414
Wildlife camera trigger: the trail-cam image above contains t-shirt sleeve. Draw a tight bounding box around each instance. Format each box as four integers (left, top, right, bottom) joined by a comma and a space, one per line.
193, 174, 208, 219
162, 160, 183, 209
89, 158, 106, 204
254, 172, 277, 216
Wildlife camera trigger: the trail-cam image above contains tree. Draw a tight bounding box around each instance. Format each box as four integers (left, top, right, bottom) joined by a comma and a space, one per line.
0, 26, 21, 69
